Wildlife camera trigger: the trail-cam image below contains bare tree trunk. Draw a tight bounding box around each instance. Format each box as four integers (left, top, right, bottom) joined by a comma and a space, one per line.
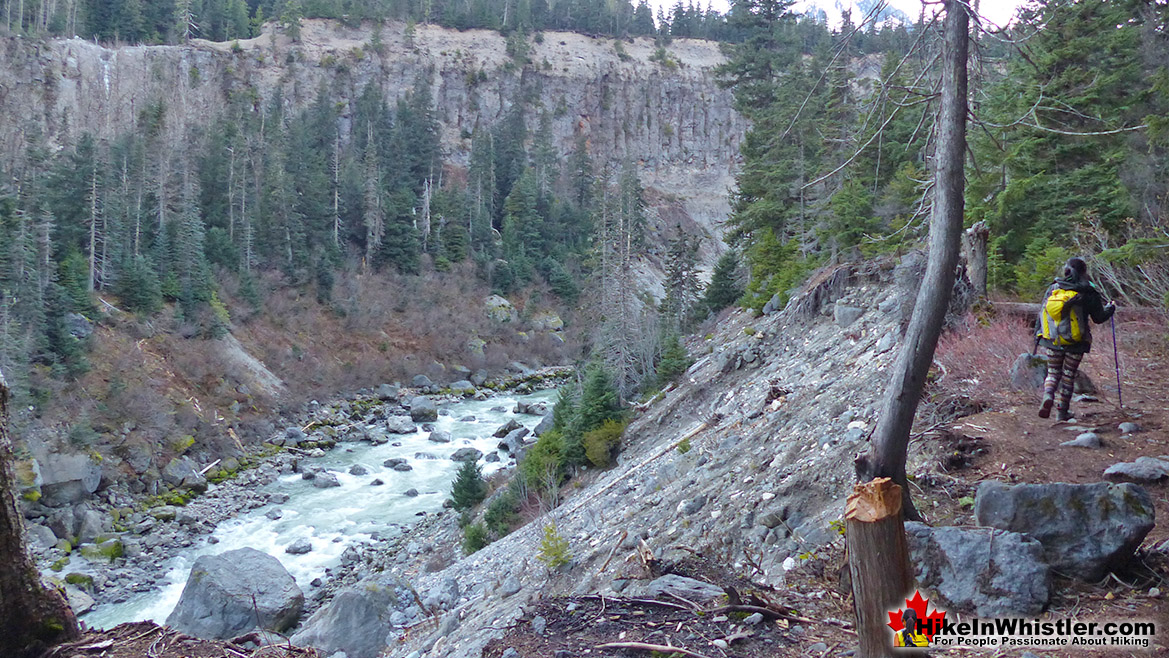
962, 220, 988, 298
847, 478, 912, 658
0, 369, 79, 656
857, 0, 969, 522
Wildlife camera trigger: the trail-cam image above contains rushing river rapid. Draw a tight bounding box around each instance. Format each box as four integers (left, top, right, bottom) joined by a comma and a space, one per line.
80, 388, 557, 630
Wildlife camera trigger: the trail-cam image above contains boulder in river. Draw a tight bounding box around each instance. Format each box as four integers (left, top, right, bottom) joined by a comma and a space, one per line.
285, 538, 312, 555
450, 448, 483, 463
409, 396, 438, 423
385, 416, 416, 434
166, 547, 304, 639
290, 574, 416, 658
493, 419, 522, 438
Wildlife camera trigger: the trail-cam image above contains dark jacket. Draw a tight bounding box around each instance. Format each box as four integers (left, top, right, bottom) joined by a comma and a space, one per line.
1035, 276, 1115, 353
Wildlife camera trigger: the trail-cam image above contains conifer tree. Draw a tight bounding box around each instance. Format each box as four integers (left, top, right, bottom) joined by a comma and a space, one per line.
450, 460, 487, 510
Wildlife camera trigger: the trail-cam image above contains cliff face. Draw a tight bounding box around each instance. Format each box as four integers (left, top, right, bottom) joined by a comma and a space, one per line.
0, 20, 746, 271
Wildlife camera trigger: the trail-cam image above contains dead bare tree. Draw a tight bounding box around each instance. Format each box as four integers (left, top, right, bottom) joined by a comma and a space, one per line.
0, 367, 79, 656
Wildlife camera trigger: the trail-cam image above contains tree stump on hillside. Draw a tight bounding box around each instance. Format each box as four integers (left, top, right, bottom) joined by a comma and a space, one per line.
847, 478, 912, 658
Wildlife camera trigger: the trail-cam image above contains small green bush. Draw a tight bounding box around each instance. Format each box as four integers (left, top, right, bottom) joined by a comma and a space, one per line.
582, 419, 627, 468
677, 436, 691, 454
537, 523, 572, 569
450, 460, 488, 511
484, 490, 519, 537
463, 523, 489, 554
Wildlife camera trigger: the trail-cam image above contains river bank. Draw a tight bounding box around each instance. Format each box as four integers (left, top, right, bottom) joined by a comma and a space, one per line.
22, 367, 570, 628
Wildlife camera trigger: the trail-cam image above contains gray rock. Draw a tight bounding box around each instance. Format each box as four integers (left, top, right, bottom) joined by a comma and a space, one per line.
1119, 422, 1141, 434
680, 495, 707, 515
26, 523, 58, 550
484, 295, 517, 323
412, 375, 434, 388
644, 575, 724, 602
449, 380, 476, 396
761, 293, 782, 315
451, 448, 483, 463
498, 427, 531, 454
501, 649, 519, 658
290, 574, 414, 658
494, 419, 523, 438
744, 612, 765, 625
409, 397, 438, 423
162, 457, 208, 493
313, 472, 341, 488
285, 427, 308, 445
266, 508, 284, 520
905, 522, 1050, 616
428, 430, 452, 444
1061, 433, 1101, 448
404, 489, 419, 497
485, 453, 500, 463
471, 369, 489, 386
37, 451, 102, 505
531, 615, 547, 635
286, 538, 312, 555
166, 548, 304, 639
974, 481, 1156, 581
534, 411, 555, 437
1104, 457, 1169, 482
65, 312, 93, 339
427, 578, 460, 610
76, 509, 107, 544
876, 332, 896, 353
514, 401, 549, 416
270, 493, 291, 504
834, 303, 865, 327
370, 479, 384, 486
65, 585, 96, 615
500, 575, 522, 598
376, 384, 399, 401
414, 452, 438, 460
385, 416, 416, 434
349, 464, 369, 476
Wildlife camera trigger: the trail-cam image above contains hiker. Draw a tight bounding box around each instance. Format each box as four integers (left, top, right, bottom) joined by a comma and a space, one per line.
894, 607, 928, 647
1035, 257, 1116, 421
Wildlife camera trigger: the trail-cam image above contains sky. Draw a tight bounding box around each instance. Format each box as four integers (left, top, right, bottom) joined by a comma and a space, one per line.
648, 0, 1028, 30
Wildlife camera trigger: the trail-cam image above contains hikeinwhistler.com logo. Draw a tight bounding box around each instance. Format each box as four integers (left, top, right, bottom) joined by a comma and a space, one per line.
889, 591, 1158, 650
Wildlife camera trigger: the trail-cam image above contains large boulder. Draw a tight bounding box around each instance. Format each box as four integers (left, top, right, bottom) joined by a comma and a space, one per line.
162, 457, 208, 494
290, 574, 416, 658
493, 419, 523, 438
642, 575, 724, 602
450, 448, 483, 463
1009, 353, 1095, 392
905, 522, 1050, 616
497, 428, 531, 455
409, 397, 438, 423
166, 548, 304, 639
385, 416, 416, 434
530, 311, 564, 332
449, 380, 477, 396
1104, 457, 1169, 483
533, 411, 555, 437
484, 295, 517, 323
36, 451, 103, 505
974, 481, 1155, 581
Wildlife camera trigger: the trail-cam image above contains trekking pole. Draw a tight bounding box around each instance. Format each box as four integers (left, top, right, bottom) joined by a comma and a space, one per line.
1111, 314, 1123, 408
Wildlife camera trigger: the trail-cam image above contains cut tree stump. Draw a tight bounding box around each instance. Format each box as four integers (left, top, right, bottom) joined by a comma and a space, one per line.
847, 477, 912, 658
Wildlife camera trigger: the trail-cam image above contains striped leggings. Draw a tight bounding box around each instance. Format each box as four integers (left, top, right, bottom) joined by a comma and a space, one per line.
1044, 348, 1084, 412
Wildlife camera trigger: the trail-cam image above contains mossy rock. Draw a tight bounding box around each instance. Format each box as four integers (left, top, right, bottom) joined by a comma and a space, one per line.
49, 556, 69, 572
79, 539, 124, 562
64, 572, 94, 588
21, 488, 42, 502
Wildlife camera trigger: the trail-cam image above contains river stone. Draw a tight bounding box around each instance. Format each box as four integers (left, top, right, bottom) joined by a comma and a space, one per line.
905, 522, 1050, 616
449, 380, 476, 396
286, 538, 312, 555
376, 384, 399, 400
76, 509, 108, 544
404, 489, 419, 497
290, 574, 413, 658
414, 452, 437, 460
533, 411, 554, 437
166, 547, 304, 639
451, 448, 483, 463
1119, 422, 1141, 434
471, 369, 489, 387
162, 457, 208, 494
349, 464, 369, 476
493, 419, 523, 438
385, 416, 416, 434
26, 523, 58, 550
497, 427, 530, 454
642, 575, 724, 602
428, 430, 452, 444
1103, 457, 1169, 482
409, 397, 438, 423
974, 481, 1156, 581
412, 374, 433, 388
266, 508, 283, 520
65, 585, 96, 615
313, 472, 341, 488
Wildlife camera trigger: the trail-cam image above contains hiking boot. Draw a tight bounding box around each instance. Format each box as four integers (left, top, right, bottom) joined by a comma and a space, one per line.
1057, 409, 1073, 422
1038, 395, 1054, 419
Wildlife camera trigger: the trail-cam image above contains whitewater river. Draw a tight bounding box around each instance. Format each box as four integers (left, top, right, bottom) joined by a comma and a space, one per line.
81, 388, 557, 630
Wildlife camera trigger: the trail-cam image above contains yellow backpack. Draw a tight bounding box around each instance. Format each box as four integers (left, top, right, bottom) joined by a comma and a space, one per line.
1038, 288, 1084, 346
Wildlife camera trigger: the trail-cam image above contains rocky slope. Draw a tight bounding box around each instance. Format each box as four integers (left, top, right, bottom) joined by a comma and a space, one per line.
0, 20, 745, 274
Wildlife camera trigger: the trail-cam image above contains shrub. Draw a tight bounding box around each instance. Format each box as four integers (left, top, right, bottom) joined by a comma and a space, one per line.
537, 523, 571, 569
656, 334, 692, 387
582, 419, 627, 467
450, 460, 488, 511
463, 523, 489, 554
520, 429, 564, 492
484, 489, 519, 537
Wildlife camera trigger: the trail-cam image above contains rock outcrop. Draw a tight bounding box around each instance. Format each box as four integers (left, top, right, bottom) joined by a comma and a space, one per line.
290, 574, 419, 658
974, 481, 1155, 581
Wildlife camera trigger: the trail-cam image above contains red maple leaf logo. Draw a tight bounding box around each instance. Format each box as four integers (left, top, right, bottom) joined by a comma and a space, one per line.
888, 590, 947, 641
